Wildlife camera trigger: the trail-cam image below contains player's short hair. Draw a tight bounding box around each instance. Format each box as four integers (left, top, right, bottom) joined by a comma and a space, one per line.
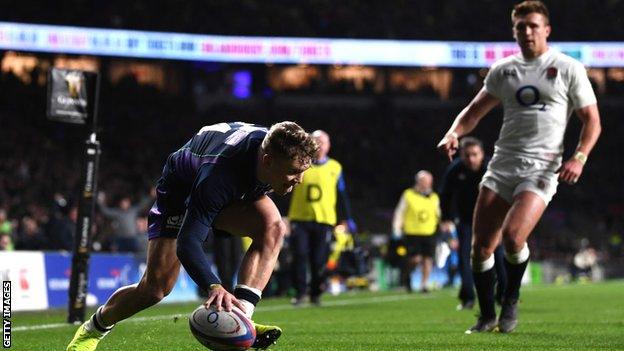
511, 1, 550, 24
262, 121, 318, 163
459, 136, 483, 151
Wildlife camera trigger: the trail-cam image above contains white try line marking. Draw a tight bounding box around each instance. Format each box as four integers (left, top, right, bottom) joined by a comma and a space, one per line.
13, 293, 427, 332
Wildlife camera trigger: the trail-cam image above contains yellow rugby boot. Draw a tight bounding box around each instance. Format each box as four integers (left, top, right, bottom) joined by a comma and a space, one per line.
252, 322, 282, 350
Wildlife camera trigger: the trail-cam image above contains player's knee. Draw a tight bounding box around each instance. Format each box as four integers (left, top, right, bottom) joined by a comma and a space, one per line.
502, 229, 525, 253
472, 245, 495, 261
502, 237, 525, 254
143, 285, 172, 305
139, 278, 176, 305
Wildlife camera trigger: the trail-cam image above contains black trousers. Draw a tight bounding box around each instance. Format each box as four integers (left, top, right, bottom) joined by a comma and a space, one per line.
457, 222, 507, 303
290, 221, 333, 298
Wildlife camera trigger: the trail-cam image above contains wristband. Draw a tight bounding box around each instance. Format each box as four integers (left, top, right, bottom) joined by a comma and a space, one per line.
573, 151, 587, 165
209, 284, 222, 290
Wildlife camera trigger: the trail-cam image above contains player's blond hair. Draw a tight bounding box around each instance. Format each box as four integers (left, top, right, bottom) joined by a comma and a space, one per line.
262, 121, 318, 163
512, 1, 550, 24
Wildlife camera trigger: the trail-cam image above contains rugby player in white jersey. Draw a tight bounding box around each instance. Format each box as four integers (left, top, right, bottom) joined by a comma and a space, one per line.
437, 0, 601, 334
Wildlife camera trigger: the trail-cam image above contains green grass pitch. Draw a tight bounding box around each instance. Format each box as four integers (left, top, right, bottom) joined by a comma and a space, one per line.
11, 281, 624, 350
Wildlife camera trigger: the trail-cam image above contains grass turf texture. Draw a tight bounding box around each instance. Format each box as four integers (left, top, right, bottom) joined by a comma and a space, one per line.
11, 281, 624, 350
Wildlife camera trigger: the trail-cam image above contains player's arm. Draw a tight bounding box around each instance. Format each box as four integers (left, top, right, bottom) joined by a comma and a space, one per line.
557, 104, 602, 184
438, 162, 457, 232
391, 194, 407, 239
176, 212, 230, 306
437, 88, 500, 161
176, 166, 246, 312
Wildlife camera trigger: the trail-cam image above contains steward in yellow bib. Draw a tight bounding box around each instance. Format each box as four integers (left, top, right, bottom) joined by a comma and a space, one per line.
287, 130, 356, 306
392, 170, 440, 293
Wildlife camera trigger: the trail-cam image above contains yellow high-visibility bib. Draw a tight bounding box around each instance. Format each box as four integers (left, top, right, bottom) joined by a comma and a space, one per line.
288, 159, 342, 226
401, 189, 439, 236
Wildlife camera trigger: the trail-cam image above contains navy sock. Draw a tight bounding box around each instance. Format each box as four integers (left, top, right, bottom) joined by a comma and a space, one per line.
90, 307, 113, 333
473, 267, 497, 319
503, 259, 529, 301
234, 287, 260, 306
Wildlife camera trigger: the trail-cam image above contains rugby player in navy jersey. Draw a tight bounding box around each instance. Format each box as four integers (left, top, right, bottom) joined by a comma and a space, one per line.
67, 121, 318, 351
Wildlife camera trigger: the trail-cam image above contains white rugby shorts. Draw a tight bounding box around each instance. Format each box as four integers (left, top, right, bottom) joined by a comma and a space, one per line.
480, 153, 559, 205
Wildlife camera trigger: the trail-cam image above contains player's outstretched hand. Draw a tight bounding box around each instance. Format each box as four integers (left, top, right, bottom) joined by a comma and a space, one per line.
437, 132, 459, 162
556, 157, 584, 185
204, 284, 246, 313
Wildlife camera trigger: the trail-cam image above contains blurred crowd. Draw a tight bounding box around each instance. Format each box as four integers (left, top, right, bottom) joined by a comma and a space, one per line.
1, 66, 622, 264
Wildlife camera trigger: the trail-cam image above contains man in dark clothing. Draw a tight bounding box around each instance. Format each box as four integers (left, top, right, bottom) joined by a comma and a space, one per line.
45, 196, 76, 251
439, 137, 507, 310
15, 216, 47, 250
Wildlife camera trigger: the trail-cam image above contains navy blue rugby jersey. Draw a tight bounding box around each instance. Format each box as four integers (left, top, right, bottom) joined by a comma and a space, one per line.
170, 122, 273, 225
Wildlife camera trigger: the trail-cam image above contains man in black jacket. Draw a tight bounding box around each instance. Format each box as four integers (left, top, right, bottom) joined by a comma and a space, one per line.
439, 137, 507, 310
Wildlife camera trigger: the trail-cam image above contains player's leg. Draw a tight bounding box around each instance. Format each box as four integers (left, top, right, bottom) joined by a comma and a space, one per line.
420, 237, 436, 293
213, 195, 286, 349
401, 254, 419, 292
400, 237, 418, 292
215, 197, 286, 292
457, 222, 475, 309
309, 224, 333, 305
99, 173, 186, 324
497, 191, 547, 333
66, 238, 180, 351
67, 168, 186, 351
289, 221, 310, 305
467, 186, 510, 333
102, 238, 180, 323
493, 244, 508, 305
444, 253, 458, 289
420, 256, 432, 293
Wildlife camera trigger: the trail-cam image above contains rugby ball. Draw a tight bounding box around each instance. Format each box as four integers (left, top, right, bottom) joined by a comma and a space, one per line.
189, 305, 256, 351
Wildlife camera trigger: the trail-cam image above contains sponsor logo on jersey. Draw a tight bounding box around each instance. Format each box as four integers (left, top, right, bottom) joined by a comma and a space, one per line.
166, 215, 184, 229
503, 68, 517, 77
515, 85, 547, 111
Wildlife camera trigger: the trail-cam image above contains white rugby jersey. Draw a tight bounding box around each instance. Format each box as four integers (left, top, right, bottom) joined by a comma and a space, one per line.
484, 49, 596, 163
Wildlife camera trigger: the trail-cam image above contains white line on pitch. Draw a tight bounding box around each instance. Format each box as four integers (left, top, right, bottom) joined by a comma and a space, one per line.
13, 293, 426, 332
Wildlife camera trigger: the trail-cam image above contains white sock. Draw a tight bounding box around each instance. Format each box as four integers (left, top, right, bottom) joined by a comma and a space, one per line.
239, 299, 255, 318
96, 306, 114, 329
505, 243, 530, 264
83, 306, 114, 336
83, 317, 98, 333
472, 254, 495, 272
